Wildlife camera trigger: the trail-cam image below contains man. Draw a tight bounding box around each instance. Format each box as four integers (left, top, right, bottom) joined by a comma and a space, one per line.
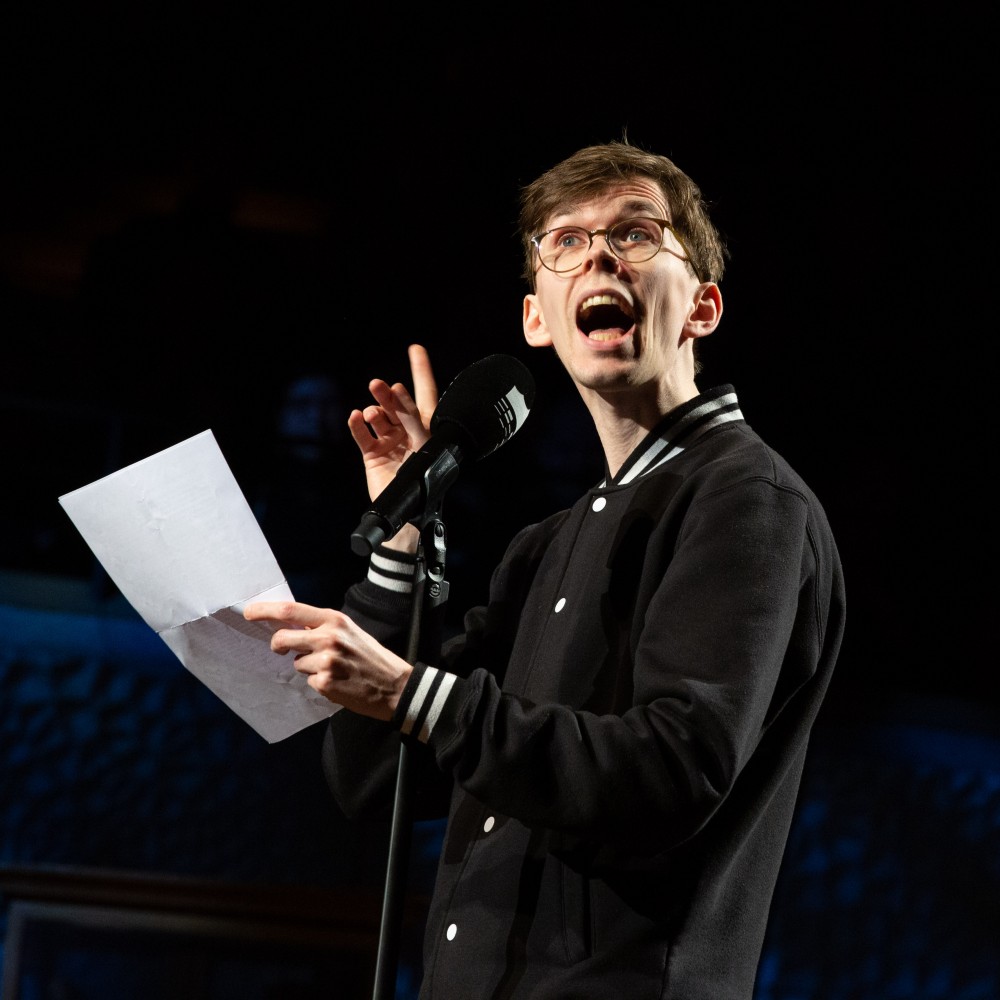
245, 141, 846, 999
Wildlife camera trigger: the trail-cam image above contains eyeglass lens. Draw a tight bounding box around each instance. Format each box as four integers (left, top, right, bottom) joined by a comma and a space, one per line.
537, 218, 664, 272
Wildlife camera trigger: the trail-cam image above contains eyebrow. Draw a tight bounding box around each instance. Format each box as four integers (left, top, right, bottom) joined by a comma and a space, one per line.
617, 199, 664, 218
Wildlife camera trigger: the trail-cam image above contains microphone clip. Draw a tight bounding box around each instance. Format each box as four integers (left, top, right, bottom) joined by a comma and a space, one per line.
350, 446, 460, 557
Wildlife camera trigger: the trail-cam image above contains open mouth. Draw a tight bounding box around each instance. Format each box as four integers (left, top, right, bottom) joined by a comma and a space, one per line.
577, 294, 635, 341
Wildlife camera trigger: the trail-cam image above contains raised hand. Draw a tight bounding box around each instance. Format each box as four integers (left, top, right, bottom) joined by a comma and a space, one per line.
347, 344, 438, 505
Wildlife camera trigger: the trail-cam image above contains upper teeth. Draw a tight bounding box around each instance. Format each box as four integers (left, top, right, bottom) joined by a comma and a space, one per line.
580, 294, 633, 317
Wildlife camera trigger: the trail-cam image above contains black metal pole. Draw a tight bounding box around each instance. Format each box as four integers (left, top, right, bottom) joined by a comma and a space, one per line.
371, 518, 448, 1000
371, 738, 416, 1000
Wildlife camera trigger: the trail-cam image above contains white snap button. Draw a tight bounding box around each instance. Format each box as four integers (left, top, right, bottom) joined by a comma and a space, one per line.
447, 923, 457, 941
483, 816, 495, 833
592, 497, 607, 512
554, 598, 566, 613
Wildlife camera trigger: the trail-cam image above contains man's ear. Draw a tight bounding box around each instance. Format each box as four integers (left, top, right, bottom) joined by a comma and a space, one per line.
523, 293, 552, 347
682, 282, 723, 341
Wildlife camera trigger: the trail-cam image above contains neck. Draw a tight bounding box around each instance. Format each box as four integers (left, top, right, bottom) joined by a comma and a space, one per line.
579, 377, 700, 479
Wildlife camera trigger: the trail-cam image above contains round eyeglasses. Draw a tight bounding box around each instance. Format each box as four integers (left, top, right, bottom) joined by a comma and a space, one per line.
531, 217, 696, 276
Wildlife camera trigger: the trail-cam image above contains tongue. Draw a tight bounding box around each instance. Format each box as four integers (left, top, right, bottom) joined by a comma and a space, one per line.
580, 303, 631, 338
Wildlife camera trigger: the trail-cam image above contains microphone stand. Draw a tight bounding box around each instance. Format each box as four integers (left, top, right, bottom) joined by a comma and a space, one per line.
371, 513, 449, 1000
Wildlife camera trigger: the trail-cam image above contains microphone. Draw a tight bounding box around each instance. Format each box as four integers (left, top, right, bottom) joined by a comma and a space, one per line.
350, 354, 536, 556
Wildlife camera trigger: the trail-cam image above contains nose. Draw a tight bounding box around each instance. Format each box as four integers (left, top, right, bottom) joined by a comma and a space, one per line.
583, 234, 621, 273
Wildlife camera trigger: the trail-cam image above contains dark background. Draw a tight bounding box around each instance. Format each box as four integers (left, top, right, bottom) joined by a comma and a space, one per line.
0, 6, 995, 999
0, 5, 991, 709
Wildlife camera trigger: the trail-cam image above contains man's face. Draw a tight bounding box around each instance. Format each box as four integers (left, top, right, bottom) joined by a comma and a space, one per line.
522, 179, 713, 401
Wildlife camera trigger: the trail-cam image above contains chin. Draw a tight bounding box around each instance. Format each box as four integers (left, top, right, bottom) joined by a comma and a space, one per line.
573, 361, 636, 391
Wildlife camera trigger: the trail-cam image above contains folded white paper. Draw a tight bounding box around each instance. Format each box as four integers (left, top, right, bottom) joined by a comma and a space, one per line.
58, 429, 339, 743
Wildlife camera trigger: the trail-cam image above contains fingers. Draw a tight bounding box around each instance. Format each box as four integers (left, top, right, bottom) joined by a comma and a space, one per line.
354, 346, 437, 430
244, 601, 345, 659
347, 408, 375, 451
408, 343, 439, 420
388, 344, 437, 449
244, 600, 410, 722
243, 601, 333, 630
347, 385, 409, 457
358, 360, 434, 453
344, 345, 439, 471
361, 378, 414, 430
363, 395, 408, 441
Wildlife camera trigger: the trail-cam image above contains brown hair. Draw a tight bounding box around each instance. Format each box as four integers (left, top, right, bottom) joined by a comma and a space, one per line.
518, 140, 727, 289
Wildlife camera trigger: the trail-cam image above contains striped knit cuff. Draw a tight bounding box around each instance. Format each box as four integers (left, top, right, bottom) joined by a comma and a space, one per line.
367, 546, 419, 594
393, 662, 458, 744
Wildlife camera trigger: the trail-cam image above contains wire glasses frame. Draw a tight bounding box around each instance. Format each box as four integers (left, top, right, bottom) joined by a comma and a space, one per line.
531, 217, 700, 279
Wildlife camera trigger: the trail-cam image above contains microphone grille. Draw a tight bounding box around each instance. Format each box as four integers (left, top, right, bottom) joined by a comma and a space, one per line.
431, 354, 536, 460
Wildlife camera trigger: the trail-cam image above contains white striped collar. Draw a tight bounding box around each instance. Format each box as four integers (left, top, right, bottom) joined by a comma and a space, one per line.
602, 385, 744, 487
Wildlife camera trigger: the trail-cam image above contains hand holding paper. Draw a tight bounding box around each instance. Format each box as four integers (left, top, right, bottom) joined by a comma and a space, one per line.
243, 600, 413, 721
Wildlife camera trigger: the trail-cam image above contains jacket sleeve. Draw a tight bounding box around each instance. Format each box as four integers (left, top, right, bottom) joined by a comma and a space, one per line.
322, 514, 563, 821
390, 477, 837, 858
321, 546, 453, 821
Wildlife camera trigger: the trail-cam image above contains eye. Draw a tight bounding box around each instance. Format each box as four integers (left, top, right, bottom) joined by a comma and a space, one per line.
615, 219, 659, 244
553, 228, 587, 250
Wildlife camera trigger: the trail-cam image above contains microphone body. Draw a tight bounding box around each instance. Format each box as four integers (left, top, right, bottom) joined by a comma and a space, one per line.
350, 354, 535, 556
